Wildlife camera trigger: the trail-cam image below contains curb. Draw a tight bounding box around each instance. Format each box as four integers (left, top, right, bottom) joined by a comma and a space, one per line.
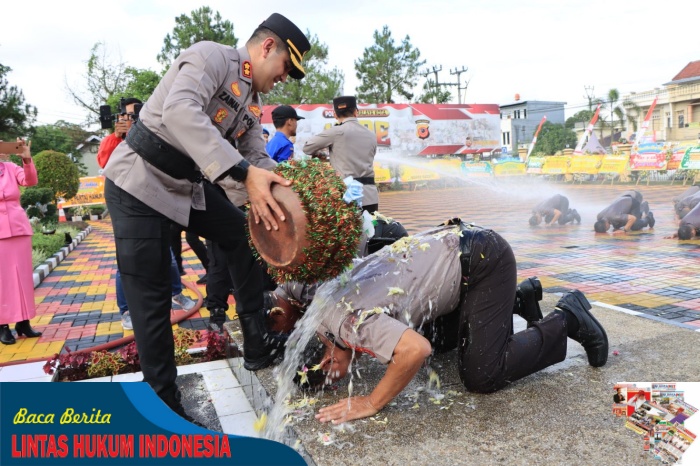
32, 225, 93, 289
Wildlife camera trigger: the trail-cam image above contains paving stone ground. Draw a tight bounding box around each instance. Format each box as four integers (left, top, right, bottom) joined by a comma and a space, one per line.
2, 179, 698, 364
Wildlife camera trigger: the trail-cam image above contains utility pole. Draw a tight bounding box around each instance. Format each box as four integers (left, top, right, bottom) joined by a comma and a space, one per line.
583, 85, 595, 111
422, 65, 459, 103
450, 66, 469, 104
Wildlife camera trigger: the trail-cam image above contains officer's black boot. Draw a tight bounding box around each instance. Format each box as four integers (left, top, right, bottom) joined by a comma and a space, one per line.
239, 309, 281, 371
646, 211, 655, 229
514, 277, 543, 326
208, 308, 227, 333
160, 387, 205, 428
0, 324, 16, 345
571, 209, 581, 224
555, 290, 608, 367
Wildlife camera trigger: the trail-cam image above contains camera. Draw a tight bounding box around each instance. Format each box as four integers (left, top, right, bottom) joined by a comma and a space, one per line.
99, 97, 143, 130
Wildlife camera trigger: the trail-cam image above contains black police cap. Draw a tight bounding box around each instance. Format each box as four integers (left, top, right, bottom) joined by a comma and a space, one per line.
271, 105, 305, 122
333, 96, 357, 113
259, 13, 310, 80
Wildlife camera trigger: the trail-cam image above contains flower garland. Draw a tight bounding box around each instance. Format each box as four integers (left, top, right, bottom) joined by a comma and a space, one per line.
249, 159, 363, 284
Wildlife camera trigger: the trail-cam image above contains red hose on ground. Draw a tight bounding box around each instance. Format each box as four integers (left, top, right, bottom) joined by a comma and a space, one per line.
0, 242, 207, 368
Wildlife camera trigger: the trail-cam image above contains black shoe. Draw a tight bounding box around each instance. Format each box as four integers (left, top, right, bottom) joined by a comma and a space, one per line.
15, 320, 42, 338
646, 211, 655, 229
196, 274, 208, 285
571, 209, 581, 224
0, 324, 16, 345
161, 389, 206, 428
239, 309, 281, 371
555, 290, 608, 367
514, 277, 543, 324
208, 308, 227, 333
640, 201, 650, 216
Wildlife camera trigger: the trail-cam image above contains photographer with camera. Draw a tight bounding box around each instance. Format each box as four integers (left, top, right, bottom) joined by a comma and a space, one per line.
97, 98, 142, 169
97, 97, 196, 330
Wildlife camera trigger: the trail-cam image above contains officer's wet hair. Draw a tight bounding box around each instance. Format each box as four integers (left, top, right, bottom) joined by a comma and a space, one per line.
594, 219, 608, 233
527, 215, 538, 227
678, 224, 694, 240
247, 27, 286, 55
293, 334, 327, 390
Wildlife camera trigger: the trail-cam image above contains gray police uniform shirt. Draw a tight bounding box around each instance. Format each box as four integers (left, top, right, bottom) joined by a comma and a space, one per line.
302, 117, 379, 206
533, 194, 568, 216
677, 191, 700, 212
681, 203, 700, 229
673, 186, 699, 205
104, 42, 271, 226
597, 197, 634, 228
305, 226, 461, 364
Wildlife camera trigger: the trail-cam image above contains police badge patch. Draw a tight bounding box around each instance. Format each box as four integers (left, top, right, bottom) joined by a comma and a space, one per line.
230, 82, 241, 97
242, 61, 252, 79
214, 108, 228, 123
248, 105, 261, 119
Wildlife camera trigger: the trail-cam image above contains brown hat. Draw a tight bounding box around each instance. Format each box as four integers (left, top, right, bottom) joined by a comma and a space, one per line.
333, 96, 357, 113
259, 13, 311, 80
271, 105, 304, 122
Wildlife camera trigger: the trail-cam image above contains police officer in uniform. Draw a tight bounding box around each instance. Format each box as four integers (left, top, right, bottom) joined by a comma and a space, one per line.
103, 13, 311, 421
594, 190, 655, 234
529, 194, 581, 226
284, 221, 609, 424
302, 96, 379, 213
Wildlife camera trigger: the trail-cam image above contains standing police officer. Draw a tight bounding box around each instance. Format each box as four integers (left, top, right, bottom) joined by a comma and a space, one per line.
103, 13, 310, 422
302, 96, 379, 213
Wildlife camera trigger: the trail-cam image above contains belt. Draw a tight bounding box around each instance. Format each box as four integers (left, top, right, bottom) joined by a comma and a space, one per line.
126, 120, 202, 183
354, 176, 375, 185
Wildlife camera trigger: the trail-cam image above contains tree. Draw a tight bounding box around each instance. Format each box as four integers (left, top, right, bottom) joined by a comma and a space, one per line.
33, 150, 80, 202
66, 43, 159, 125
0, 63, 37, 140
603, 88, 625, 146
565, 109, 596, 130
532, 122, 578, 155
417, 79, 452, 104
158, 6, 237, 69
264, 32, 343, 105
105, 67, 160, 112
354, 26, 426, 103
32, 121, 93, 154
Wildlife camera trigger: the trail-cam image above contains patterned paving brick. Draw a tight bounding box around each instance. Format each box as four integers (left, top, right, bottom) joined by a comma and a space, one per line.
6, 181, 699, 364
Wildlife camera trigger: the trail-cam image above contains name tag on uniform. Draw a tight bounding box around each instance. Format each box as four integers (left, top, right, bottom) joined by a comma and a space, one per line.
192, 181, 206, 211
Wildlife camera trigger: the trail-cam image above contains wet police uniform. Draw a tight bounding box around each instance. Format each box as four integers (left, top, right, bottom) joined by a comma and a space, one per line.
680, 203, 700, 231
103, 41, 277, 411
533, 194, 572, 224
288, 224, 568, 393
675, 191, 700, 218
597, 190, 650, 231
302, 117, 379, 213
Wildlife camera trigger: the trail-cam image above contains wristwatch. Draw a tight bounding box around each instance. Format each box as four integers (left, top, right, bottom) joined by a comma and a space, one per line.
227, 159, 250, 182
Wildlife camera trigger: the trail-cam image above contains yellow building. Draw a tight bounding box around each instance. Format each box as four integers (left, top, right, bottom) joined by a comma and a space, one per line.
623, 60, 700, 142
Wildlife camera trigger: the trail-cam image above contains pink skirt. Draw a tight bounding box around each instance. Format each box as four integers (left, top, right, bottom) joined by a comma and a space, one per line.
0, 235, 36, 324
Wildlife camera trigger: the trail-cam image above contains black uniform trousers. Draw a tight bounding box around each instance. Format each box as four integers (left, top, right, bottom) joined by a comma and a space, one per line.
170, 224, 209, 275
105, 178, 265, 406
204, 239, 233, 311
456, 228, 568, 393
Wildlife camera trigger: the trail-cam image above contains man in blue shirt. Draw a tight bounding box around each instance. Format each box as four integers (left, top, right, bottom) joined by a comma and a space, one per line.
266, 105, 304, 162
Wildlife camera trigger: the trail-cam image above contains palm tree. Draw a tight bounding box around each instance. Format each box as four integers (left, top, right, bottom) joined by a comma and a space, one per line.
599, 89, 641, 146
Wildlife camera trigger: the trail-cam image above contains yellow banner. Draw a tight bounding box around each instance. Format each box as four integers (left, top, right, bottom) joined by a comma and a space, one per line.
427, 158, 462, 176
541, 156, 570, 174
568, 155, 604, 174
493, 161, 526, 176
399, 166, 440, 182
61, 176, 106, 208
598, 156, 629, 174
374, 166, 392, 184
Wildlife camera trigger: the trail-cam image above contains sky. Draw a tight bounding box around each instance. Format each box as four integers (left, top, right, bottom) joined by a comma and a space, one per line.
1, 0, 697, 127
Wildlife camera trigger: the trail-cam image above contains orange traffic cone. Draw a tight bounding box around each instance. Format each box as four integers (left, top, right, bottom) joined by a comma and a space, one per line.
58, 202, 66, 222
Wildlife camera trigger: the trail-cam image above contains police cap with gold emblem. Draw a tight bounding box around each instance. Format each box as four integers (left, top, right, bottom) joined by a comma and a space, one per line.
259, 13, 311, 80
333, 96, 357, 113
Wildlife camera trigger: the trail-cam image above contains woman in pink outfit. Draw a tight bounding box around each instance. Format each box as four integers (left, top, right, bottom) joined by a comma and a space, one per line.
0, 139, 42, 344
